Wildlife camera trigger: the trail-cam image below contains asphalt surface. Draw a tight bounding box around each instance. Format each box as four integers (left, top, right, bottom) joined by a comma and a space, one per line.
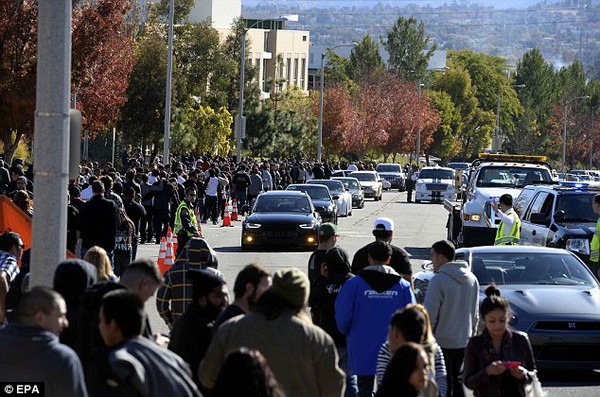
137, 190, 600, 396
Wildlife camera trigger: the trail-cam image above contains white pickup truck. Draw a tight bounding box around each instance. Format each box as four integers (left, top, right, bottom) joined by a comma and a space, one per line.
445, 154, 554, 247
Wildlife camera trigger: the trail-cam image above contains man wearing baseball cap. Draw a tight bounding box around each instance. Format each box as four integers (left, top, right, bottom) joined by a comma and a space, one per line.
351, 217, 412, 283
307, 223, 339, 283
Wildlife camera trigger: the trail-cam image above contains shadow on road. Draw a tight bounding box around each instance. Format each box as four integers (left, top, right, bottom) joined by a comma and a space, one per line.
540, 369, 600, 387
405, 247, 431, 260
214, 246, 312, 253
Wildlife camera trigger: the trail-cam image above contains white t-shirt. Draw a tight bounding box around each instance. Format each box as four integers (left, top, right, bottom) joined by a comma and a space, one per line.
206, 177, 219, 197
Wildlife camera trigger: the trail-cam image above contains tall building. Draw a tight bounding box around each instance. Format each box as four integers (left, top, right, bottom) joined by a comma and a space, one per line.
189, 0, 241, 29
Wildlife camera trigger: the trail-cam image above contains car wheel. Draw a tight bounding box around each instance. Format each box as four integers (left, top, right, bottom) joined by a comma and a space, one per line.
415, 199, 421, 204
360, 200, 365, 209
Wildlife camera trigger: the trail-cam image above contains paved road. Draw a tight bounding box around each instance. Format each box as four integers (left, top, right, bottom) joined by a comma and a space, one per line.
137, 190, 600, 396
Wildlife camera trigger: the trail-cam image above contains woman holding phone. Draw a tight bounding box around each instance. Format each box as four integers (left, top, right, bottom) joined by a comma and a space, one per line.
464, 285, 537, 396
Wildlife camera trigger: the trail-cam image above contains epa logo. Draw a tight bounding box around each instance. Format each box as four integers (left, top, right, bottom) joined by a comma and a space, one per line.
1, 383, 43, 396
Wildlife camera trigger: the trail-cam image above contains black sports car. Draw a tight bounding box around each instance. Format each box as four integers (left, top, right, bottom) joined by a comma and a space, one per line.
241, 191, 321, 250
286, 184, 338, 224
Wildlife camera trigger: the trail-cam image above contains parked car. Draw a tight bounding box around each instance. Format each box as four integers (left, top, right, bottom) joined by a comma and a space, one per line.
375, 163, 406, 191
241, 191, 320, 250
307, 179, 352, 217
349, 171, 383, 201
286, 184, 338, 224
414, 245, 600, 369
333, 177, 365, 209
331, 170, 354, 178
514, 182, 600, 262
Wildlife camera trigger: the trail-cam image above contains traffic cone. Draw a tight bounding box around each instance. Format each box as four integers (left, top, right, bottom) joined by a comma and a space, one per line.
231, 199, 239, 221
166, 226, 178, 255
157, 237, 167, 274
195, 210, 201, 230
163, 241, 174, 273
171, 234, 178, 256
221, 202, 232, 227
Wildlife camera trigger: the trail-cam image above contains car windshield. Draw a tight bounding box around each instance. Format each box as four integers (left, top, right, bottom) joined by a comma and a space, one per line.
418, 169, 454, 180
448, 162, 469, 170
476, 166, 552, 188
309, 180, 344, 194
336, 178, 360, 190
555, 194, 597, 222
253, 196, 311, 213
350, 172, 376, 182
467, 252, 598, 286
376, 164, 401, 173
287, 185, 331, 201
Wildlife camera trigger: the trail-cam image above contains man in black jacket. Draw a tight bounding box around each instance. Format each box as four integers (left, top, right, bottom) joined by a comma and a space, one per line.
78, 181, 121, 259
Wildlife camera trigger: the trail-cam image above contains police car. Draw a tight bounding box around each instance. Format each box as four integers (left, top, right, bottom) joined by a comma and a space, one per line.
445, 154, 554, 247
515, 181, 600, 261
414, 166, 456, 203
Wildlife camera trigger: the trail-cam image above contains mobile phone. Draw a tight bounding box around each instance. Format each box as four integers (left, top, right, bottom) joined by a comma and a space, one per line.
502, 361, 521, 369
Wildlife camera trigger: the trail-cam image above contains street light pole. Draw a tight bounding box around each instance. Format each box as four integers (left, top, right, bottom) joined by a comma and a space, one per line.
163, 0, 174, 165
317, 43, 356, 163
416, 82, 424, 166
562, 95, 590, 174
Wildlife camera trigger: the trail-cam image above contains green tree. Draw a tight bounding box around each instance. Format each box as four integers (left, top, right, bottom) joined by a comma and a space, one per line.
383, 16, 436, 82
347, 34, 384, 82
189, 105, 233, 156
427, 90, 461, 161
515, 48, 556, 128
155, 0, 195, 24
324, 50, 352, 87
170, 106, 197, 154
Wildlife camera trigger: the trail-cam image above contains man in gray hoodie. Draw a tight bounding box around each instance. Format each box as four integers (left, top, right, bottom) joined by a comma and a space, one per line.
424, 240, 479, 397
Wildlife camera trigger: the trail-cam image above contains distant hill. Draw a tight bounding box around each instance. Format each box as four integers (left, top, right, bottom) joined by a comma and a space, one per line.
242, 0, 565, 10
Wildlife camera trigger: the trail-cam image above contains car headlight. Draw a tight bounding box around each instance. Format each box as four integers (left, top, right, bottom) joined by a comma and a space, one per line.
463, 213, 481, 222
352, 193, 361, 198
446, 185, 455, 191
416, 182, 426, 192
299, 223, 316, 229
246, 223, 261, 229
566, 238, 590, 255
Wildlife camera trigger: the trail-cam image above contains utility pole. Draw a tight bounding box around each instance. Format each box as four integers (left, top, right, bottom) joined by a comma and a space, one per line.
31, 0, 72, 286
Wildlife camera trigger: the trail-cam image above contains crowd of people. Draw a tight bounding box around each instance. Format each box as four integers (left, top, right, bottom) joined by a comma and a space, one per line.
0, 152, 541, 397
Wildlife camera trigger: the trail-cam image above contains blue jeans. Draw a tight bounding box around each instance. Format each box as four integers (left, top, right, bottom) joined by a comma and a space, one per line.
338, 347, 358, 397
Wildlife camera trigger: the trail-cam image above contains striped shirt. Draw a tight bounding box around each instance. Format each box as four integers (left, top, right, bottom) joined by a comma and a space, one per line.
376, 341, 447, 397
0, 250, 20, 283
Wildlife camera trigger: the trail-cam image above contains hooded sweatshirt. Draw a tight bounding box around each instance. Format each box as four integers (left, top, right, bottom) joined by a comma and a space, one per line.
53, 259, 98, 348
0, 324, 88, 397
335, 264, 415, 376
424, 261, 480, 349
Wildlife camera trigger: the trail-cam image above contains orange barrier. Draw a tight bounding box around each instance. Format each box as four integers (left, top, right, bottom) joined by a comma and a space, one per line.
163, 241, 174, 274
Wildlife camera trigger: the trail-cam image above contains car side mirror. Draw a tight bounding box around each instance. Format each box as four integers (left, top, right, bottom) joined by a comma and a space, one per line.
554, 210, 565, 221
346, 188, 350, 192
242, 204, 250, 214
530, 212, 550, 226
332, 195, 340, 200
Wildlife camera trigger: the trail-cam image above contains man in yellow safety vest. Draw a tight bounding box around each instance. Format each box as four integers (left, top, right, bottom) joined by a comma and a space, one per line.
174, 186, 201, 258
492, 194, 521, 246
589, 194, 600, 279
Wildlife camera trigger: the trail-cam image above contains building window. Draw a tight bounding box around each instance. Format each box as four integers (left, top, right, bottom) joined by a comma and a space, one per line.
262, 59, 268, 92
300, 58, 306, 89
287, 58, 292, 87
294, 59, 299, 87
264, 31, 269, 52
303, 35, 307, 42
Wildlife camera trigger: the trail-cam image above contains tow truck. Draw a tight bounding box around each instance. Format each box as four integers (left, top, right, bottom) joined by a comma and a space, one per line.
444, 153, 554, 247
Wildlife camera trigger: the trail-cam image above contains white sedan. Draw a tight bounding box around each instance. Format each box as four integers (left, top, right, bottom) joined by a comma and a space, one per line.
307, 179, 353, 217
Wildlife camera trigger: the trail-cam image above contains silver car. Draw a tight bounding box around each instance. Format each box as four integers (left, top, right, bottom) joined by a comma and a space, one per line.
307, 179, 352, 217
414, 246, 600, 370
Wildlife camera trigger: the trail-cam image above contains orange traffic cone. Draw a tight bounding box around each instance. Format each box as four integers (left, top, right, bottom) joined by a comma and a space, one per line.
221, 202, 232, 227
166, 226, 178, 255
157, 237, 167, 273
195, 210, 201, 231
163, 241, 174, 273
231, 199, 239, 221
171, 234, 178, 256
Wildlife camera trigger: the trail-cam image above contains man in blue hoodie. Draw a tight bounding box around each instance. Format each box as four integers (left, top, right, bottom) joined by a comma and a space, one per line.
0, 286, 88, 397
424, 240, 479, 397
335, 240, 415, 397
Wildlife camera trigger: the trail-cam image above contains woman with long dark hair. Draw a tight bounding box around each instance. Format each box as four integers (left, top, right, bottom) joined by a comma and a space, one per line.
376, 342, 429, 397
211, 348, 286, 397
464, 285, 537, 396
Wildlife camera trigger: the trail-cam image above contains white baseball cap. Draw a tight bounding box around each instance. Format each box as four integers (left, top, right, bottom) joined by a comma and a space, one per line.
373, 217, 394, 232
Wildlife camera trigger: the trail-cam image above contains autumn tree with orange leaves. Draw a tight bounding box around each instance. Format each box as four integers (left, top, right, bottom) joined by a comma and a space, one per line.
0, 0, 136, 163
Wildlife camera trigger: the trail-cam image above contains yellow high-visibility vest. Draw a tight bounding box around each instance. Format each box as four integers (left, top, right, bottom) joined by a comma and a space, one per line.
495, 208, 521, 245
174, 200, 197, 236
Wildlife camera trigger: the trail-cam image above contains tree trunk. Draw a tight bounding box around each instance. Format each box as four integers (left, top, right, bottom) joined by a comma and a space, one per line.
2, 128, 23, 165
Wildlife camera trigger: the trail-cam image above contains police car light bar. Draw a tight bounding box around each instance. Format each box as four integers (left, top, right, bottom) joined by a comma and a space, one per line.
477, 153, 547, 162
